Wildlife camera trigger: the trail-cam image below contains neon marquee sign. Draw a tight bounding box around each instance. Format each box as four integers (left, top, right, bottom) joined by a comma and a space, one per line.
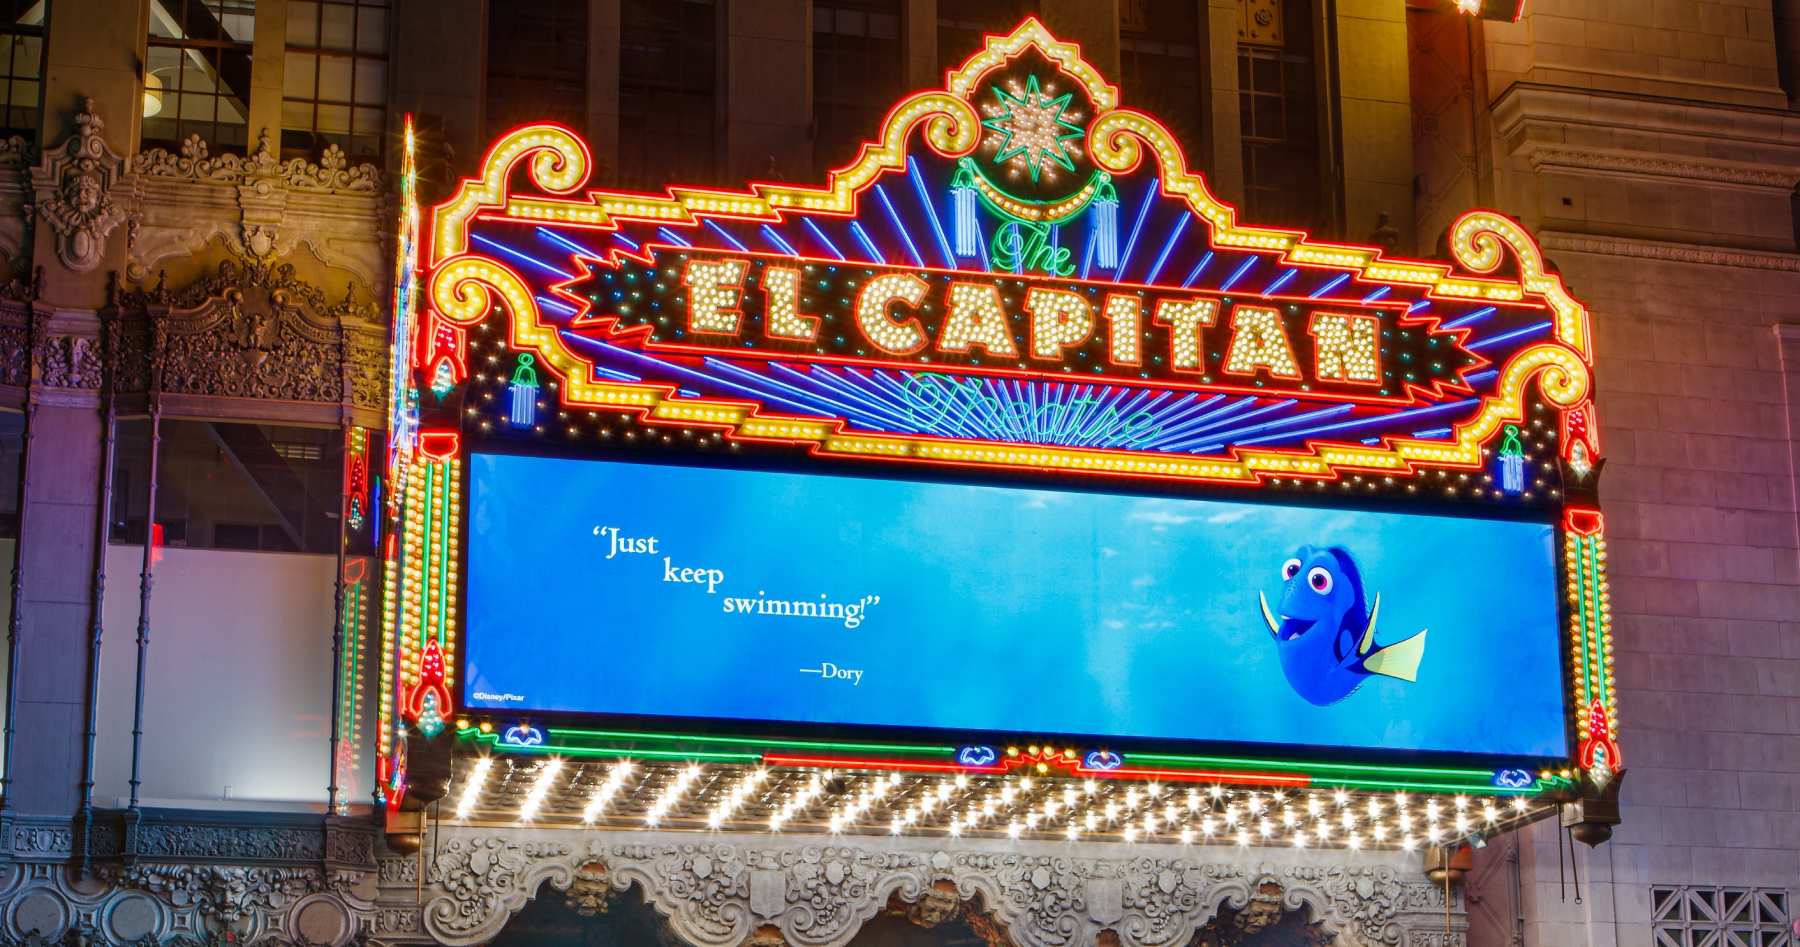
377, 19, 1618, 825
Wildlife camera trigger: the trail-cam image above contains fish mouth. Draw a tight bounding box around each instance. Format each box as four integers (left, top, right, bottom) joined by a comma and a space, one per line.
1276, 615, 1317, 641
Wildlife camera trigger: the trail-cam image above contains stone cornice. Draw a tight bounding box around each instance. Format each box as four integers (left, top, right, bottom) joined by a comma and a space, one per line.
1540, 231, 1800, 272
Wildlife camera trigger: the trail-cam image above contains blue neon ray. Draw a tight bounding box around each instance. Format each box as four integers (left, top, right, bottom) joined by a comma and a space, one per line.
612, 233, 640, 250
786, 365, 921, 431
1162, 399, 1307, 452
1080, 223, 1098, 279
1466, 320, 1552, 351
1112, 183, 1160, 278
1407, 299, 1431, 314
874, 184, 926, 268
1182, 251, 1215, 288
849, 221, 887, 264
802, 218, 847, 261
593, 365, 641, 383
1139, 396, 1280, 451
760, 224, 799, 256
655, 227, 692, 248
1201, 403, 1356, 444
1412, 427, 1452, 438
537, 227, 599, 260
1439, 306, 1497, 330
1220, 256, 1258, 291
706, 359, 890, 430
703, 220, 749, 252
857, 369, 976, 438
472, 233, 571, 278
1309, 273, 1350, 298
1361, 286, 1391, 303
1262, 268, 1298, 295
907, 162, 957, 268
1144, 214, 1191, 285
566, 337, 826, 417
536, 295, 577, 316
1464, 368, 1498, 384
1131, 395, 1262, 450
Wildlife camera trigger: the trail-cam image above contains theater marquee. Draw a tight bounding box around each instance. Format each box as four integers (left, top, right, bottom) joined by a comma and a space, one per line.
377, 19, 1619, 848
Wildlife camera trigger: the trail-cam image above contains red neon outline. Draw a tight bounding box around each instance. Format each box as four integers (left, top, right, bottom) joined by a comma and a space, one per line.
419, 431, 461, 460
1565, 508, 1604, 537
761, 753, 1311, 788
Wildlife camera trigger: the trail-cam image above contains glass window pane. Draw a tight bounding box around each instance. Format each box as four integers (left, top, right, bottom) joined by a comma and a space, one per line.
14, 36, 38, 78
317, 102, 349, 133
352, 105, 382, 135
317, 55, 351, 101
352, 57, 384, 103
320, 2, 354, 49
281, 98, 313, 129
288, 1, 319, 45
284, 51, 316, 97
355, 6, 386, 53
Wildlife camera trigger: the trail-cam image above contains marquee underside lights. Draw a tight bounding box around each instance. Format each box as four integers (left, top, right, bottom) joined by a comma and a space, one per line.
388, 17, 1617, 846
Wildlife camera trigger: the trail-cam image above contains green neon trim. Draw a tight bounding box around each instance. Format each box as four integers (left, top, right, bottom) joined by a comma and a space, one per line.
1578, 539, 1596, 707
1310, 776, 1545, 795
967, 164, 1108, 227
419, 464, 435, 650
1586, 541, 1609, 708
461, 730, 760, 763
548, 727, 956, 755
1126, 753, 1499, 779
433, 463, 451, 648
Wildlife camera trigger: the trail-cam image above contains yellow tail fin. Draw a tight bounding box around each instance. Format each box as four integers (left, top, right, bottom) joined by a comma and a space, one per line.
1362, 629, 1427, 682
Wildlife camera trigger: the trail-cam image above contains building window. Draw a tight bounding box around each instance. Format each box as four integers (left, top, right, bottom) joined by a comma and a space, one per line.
283, 0, 389, 162
1120, 0, 1204, 152
937, 0, 1036, 72
110, 420, 346, 555
1652, 886, 1792, 947
1238, 0, 1322, 230
813, 1, 903, 175
617, 0, 715, 188
485, 0, 587, 144
0, 2, 42, 145
145, 0, 256, 153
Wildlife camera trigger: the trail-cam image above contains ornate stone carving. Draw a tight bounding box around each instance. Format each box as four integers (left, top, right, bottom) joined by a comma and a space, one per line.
31, 99, 128, 272
144, 258, 380, 406
1523, 145, 1800, 190
386, 829, 1460, 947
127, 132, 381, 194
36, 332, 102, 390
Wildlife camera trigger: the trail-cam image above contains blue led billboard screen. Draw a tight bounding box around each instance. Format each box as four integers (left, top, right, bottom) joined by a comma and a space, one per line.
463, 452, 1568, 760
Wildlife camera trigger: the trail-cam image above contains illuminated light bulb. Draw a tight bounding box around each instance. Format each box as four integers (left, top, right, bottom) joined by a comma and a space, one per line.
1236, 830, 1251, 848
1124, 788, 1140, 809
1281, 810, 1298, 828
1186, 790, 1200, 812
1164, 804, 1179, 823
1307, 797, 1323, 818
936, 783, 953, 802
1394, 792, 1409, 808
1402, 835, 1418, 852
890, 817, 903, 835
1144, 812, 1159, 834
1007, 821, 1023, 840
682, 258, 749, 334
1084, 780, 1098, 796
1024, 812, 1040, 829
1222, 306, 1302, 379
828, 814, 843, 834
1001, 786, 1018, 804
1153, 298, 1219, 371
1309, 312, 1380, 382
1123, 826, 1138, 844
1147, 782, 1162, 797
1179, 827, 1195, 845
1026, 287, 1095, 360
1259, 819, 1274, 838
1427, 827, 1444, 844
940, 282, 1018, 357
1292, 832, 1308, 849
1367, 799, 1383, 820
1347, 833, 1363, 850
706, 811, 723, 830
1066, 824, 1080, 842
947, 819, 962, 838
955, 773, 968, 789
1332, 789, 1349, 807
1209, 786, 1224, 799
454, 756, 493, 820
1020, 777, 1034, 791
1104, 802, 1119, 822
1483, 804, 1499, 824
1064, 788, 1078, 808
1372, 824, 1389, 842
854, 273, 930, 354
1511, 797, 1529, 812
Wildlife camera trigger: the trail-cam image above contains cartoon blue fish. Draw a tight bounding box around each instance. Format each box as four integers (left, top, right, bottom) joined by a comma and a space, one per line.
1257, 545, 1428, 706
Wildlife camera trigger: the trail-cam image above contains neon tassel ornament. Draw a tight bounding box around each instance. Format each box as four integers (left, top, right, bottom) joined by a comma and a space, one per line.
1497, 424, 1525, 494
508, 353, 539, 429
951, 162, 979, 257
1092, 176, 1119, 269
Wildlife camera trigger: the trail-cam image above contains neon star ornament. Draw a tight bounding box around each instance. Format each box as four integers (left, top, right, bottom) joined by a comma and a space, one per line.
982, 74, 1083, 183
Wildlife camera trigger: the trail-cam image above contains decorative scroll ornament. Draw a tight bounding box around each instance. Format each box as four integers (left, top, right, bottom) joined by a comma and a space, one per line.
32, 98, 127, 272
127, 129, 383, 193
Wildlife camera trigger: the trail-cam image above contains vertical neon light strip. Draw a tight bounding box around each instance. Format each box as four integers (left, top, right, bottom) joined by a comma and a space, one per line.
1563, 510, 1618, 759
378, 115, 422, 766
335, 565, 366, 794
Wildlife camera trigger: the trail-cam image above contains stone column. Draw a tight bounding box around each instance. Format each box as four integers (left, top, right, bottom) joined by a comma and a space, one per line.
904, 0, 939, 90
391, 0, 488, 177
1202, 0, 1247, 208
724, 0, 811, 184
247, 0, 287, 146
588, 0, 622, 184
1332, 0, 1414, 251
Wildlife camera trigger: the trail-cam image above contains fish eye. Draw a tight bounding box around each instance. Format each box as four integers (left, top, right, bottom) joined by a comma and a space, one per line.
1281, 558, 1301, 580
1307, 567, 1334, 594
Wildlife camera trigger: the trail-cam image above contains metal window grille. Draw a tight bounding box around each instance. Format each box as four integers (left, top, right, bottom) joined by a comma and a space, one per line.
1652, 886, 1792, 947
145, 0, 256, 153
282, 0, 389, 162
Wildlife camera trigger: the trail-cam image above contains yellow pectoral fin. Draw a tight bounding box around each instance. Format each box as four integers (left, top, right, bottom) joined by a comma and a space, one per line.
1259, 592, 1280, 638
1362, 629, 1426, 683
1358, 594, 1381, 656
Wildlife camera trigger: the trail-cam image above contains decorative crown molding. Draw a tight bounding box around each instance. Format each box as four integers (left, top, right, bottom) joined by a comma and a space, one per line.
1523, 145, 1800, 191
1540, 231, 1800, 272
129, 130, 383, 194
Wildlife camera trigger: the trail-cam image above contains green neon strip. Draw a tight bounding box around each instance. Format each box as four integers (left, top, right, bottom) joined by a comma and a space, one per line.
1578, 539, 1595, 707
433, 463, 451, 648
340, 579, 361, 735
461, 730, 759, 763
1586, 541, 1609, 708
1127, 753, 1498, 779
967, 160, 1106, 226
419, 464, 435, 650
548, 727, 956, 755
1319, 776, 1544, 795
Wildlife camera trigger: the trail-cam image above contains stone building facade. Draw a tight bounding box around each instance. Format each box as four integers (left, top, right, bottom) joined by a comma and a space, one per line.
0, 0, 1791, 945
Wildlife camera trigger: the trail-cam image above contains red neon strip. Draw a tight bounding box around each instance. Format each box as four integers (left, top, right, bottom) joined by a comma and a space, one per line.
762, 754, 1006, 774
1074, 765, 1312, 788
